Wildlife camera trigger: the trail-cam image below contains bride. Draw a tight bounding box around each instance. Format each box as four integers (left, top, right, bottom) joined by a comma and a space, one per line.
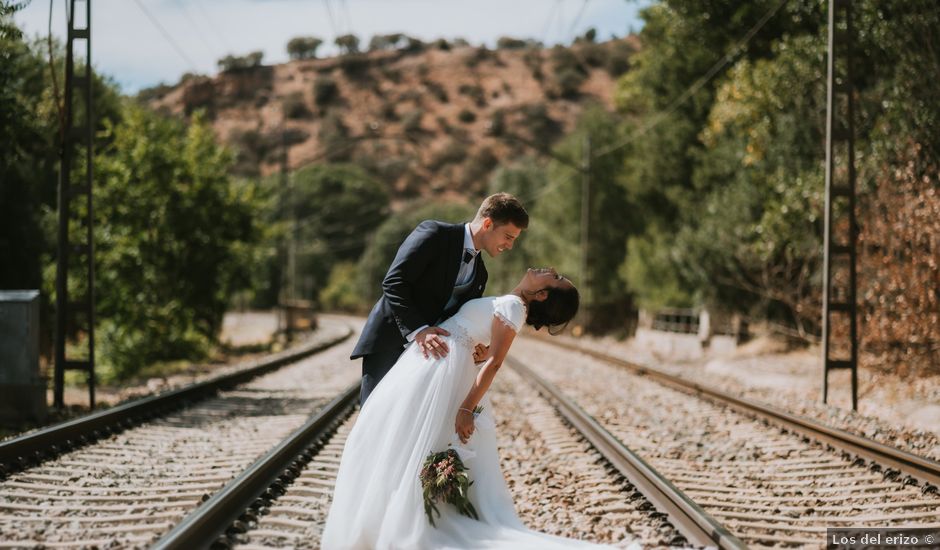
322, 267, 616, 549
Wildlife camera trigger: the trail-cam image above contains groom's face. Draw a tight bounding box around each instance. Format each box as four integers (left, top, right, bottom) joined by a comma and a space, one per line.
480, 219, 523, 257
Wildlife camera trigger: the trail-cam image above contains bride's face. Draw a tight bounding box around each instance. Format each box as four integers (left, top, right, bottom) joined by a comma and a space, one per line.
522, 267, 572, 295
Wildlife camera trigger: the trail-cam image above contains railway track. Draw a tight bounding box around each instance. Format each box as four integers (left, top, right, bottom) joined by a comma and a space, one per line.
5, 323, 936, 548
512, 336, 940, 546
164, 350, 734, 549
0, 321, 357, 548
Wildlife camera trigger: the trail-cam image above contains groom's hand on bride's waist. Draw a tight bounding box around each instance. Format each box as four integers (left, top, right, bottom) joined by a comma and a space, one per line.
416, 326, 451, 359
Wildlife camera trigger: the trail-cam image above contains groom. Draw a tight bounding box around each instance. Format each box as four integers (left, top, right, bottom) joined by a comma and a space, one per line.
351, 193, 529, 405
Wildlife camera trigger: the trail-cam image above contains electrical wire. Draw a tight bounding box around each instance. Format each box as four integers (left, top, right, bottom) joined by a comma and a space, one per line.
567, 0, 591, 42
131, 0, 199, 72
174, 0, 219, 63
192, 0, 233, 54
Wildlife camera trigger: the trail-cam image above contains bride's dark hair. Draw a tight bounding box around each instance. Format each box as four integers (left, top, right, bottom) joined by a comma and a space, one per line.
525, 285, 580, 334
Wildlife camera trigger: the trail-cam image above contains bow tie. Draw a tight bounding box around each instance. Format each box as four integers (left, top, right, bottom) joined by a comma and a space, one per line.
463, 248, 476, 264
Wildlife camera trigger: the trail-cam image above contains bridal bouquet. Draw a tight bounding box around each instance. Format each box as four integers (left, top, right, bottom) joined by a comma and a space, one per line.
419, 406, 484, 526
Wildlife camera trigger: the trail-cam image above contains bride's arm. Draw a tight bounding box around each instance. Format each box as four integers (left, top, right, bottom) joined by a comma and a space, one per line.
455, 318, 516, 442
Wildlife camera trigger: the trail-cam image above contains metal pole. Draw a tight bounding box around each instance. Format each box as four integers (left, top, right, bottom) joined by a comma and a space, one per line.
580, 135, 591, 310
54, 1, 78, 409
83, 0, 95, 408
822, 0, 858, 410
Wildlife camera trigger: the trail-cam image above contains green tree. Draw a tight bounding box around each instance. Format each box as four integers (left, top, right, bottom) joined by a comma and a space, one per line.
335, 34, 360, 55
287, 36, 323, 60
287, 163, 389, 303
94, 106, 260, 379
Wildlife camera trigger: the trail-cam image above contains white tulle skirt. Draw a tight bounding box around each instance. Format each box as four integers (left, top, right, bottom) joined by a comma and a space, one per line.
321, 339, 615, 549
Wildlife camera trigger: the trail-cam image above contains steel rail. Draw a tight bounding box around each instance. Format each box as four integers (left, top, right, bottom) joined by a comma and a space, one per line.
153, 382, 360, 550
509, 356, 748, 550
0, 327, 353, 473
527, 334, 940, 489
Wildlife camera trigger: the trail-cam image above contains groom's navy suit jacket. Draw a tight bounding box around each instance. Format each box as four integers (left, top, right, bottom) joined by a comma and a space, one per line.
351, 220, 487, 361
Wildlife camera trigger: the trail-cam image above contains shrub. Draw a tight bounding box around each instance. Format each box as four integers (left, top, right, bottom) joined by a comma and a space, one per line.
282, 92, 311, 119
486, 109, 506, 136
313, 76, 339, 106
458, 83, 486, 107
338, 53, 371, 80
425, 80, 449, 103
318, 113, 352, 162
604, 40, 634, 76
577, 42, 608, 67
457, 109, 477, 123
523, 48, 543, 81
456, 147, 499, 192
401, 109, 424, 134
554, 68, 585, 99
496, 36, 528, 50
428, 139, 469, 170
463, 46, 493, 68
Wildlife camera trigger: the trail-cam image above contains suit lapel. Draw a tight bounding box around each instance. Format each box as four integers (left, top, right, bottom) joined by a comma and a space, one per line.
444, 224, 463, 290
472, 254, 487, 295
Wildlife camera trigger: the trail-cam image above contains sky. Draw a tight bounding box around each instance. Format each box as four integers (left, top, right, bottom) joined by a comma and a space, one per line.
14, 0, 651, 95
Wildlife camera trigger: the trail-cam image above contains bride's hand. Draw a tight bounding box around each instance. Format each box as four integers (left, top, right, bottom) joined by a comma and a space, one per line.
472, 344, 489, 364
455, 409, 475, 444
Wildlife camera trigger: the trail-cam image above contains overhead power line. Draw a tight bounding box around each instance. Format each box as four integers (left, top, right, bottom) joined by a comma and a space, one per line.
567, 0, 591, 41
174, 0, 219, 63
592, 0, 789, 161
131, 0, 199, 72
192, 0, 233, 54
322, 0, 339, 41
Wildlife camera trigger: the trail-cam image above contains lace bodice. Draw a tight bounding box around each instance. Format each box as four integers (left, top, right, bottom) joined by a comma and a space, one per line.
437, 295, 526, 350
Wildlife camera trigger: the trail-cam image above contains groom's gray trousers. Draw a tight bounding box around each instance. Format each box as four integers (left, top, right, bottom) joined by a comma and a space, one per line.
360, 348, 404, 406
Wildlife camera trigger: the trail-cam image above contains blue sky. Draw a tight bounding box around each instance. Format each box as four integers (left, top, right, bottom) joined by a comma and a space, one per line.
14, 0, 650, 94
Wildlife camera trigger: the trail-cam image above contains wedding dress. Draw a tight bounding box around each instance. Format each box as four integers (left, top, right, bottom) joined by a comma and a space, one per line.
321, 295, 617, 549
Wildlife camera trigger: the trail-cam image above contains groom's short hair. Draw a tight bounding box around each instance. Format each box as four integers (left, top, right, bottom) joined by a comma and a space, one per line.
475, 193, 529, 229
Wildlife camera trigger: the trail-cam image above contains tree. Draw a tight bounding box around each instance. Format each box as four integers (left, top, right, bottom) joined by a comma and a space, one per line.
94, 107, 261, 379
287, 36, 323, 60
287, 163, 389, 303
217, 50, 264, 72
335, 34, 360, 55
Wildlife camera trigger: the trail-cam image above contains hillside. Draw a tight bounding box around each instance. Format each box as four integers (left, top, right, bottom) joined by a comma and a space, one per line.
145, 37, 638, 201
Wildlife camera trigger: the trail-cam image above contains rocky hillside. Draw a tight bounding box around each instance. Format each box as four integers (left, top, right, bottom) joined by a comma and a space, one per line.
146, 37, 638, 200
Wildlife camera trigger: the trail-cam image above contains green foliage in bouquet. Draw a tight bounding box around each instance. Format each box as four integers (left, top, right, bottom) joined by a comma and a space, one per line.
419, 448, 478, 527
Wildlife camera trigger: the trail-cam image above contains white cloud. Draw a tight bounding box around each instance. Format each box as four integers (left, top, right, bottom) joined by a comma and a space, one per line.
14, 0, 648, 94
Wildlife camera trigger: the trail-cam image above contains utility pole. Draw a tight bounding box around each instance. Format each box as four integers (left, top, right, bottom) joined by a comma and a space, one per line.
54, 0, 95, 409
278, 127, 295, 342
580, 135, 592, 317
822, 0, 859, 410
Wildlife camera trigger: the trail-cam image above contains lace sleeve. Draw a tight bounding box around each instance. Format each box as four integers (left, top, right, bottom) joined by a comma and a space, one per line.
493, 295, 526, 333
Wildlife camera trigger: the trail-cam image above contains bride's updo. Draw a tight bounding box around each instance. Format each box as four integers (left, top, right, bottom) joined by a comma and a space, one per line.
525, 285, 580, 334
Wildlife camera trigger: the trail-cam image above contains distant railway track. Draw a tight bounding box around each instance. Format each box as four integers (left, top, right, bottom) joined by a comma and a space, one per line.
515, 335, 940, 546
0, 324, 351, 475
0, 322, 356, 548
